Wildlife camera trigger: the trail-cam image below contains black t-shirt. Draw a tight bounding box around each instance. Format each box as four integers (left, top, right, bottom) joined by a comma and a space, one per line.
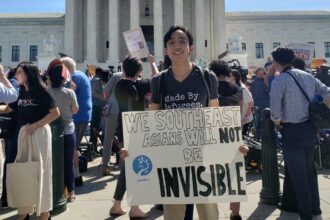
218, 81, 242, 106
115, 79, 150, 142
9, 88, 56, 126
115, 79, 150, 112
151, 66, 218, 109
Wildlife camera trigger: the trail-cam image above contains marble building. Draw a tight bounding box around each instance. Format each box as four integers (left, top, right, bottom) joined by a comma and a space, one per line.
1, 0, 330, 70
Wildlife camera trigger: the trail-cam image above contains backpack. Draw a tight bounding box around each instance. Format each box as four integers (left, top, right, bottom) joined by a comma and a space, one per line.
158, 67, 212, 109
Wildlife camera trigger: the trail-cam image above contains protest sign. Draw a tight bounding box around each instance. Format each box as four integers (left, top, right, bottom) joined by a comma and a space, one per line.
123, 107, 247, 206
123, 27, 149, 59
311, 58, 327, 69
286, 43, 315, 67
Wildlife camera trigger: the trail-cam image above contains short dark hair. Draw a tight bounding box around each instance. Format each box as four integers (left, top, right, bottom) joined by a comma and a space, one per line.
208, 60, 231, 77
95, 67, 104, 77
271, 47, 295, 66
163, 25, 193, 48
292, 56, 306, 71
48, 64, 65, 88
100, 70, 111, 84
123, 56, 142, 78
7, 68, 16, 79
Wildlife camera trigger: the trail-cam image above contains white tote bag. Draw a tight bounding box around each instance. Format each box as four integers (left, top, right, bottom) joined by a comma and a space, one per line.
6, 133, 42, 208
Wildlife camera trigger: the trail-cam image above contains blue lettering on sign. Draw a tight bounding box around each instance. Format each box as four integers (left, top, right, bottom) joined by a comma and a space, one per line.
133, 155, 153, 176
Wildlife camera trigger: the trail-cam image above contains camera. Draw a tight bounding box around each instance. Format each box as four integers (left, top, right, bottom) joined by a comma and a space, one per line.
227, 59, 248, 82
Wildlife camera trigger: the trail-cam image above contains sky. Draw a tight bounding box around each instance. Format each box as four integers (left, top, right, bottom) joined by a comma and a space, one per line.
0, 0, 330, 13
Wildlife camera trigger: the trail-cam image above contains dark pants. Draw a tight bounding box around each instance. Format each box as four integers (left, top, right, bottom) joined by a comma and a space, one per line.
64, 133, 76, 193
282, 121, 321, 220
90, 105, 102, 146
74, 122, 89, 149
242, 123, 250, 136
254, 108, 262, 140
1, 128, 19, 202
184, 204, 194, 220
113, 160, 195, 219
114, 159, 126, 201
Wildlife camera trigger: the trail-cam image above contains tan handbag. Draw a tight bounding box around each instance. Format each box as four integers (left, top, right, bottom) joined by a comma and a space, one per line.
6, 133, 42, 208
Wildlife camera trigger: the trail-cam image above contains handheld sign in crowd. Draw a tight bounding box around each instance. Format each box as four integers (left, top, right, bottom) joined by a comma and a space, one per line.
123, 107, 248, 206
123, 27, 149, 59
286, 43, 315, 67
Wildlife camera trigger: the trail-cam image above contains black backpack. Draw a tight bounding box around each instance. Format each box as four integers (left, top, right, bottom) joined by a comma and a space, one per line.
158, 67, 212, 109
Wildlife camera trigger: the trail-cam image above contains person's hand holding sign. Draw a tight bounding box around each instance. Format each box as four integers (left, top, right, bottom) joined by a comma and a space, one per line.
119, 148, 129, 159
239, 144, 249, 156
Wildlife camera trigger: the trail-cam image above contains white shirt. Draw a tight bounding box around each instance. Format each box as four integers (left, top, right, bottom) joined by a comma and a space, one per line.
241, 83, 254, 124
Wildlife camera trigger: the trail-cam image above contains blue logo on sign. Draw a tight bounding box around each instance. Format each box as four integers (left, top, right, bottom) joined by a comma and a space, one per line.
132, 155, 153, 176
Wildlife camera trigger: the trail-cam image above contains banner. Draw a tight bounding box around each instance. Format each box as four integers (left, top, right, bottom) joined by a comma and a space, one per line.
286, 43, 315, 67
123, 107, 247, 206
123, 27, 149, 59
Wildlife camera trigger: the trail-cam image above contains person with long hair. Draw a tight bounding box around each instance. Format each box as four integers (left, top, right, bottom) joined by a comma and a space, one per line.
46, 59, 79, 203
2, 62, 60, 220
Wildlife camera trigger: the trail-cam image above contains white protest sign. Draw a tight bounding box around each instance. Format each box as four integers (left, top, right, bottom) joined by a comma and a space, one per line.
123, 27, 149, 59
123, 107, 247, 206
286, 43, 315, 67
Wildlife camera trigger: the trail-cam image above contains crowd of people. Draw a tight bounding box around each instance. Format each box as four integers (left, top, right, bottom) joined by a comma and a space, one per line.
0, 25, 329, 220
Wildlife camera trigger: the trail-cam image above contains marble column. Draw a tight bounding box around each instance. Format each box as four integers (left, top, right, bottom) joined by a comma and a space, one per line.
214, 0, 227, 58
64, 0, 75, 58
154, 0, 163, 61
174, 0, 184, 26
195, 0, 205, 61
130, 0, 140, 29
85, 0, 98, 64
107, 0, 120, 66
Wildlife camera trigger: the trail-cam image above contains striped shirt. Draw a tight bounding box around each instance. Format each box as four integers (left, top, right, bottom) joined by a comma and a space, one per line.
270, 68, 330, 123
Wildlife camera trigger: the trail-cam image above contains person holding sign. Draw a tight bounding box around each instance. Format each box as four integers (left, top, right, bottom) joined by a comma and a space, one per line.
120, 25, 248, 220
142, 26, 247, 220
109, 56, 150, 219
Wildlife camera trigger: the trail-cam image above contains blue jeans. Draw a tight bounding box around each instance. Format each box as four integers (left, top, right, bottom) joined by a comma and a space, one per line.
282, 121, 321, 220
64, 133, 76, 193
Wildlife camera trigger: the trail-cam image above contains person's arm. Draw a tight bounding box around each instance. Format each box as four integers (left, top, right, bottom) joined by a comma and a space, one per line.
25, 107, 60, 135
70, 89, 79, 114
0, 65, 18, 103
103, 74, 118, 100
242, 88, 254, 123
148, 54, 159, 78
150, 103, 161, 110
0, 105, 13, 114
315, 78, 330, 108
207, 71, 220, 107
245, 101, 253, 117
264, 63, 276, 86
71, 104, 79, 114
270, 76, 285, 125
208, 99, 219, 107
